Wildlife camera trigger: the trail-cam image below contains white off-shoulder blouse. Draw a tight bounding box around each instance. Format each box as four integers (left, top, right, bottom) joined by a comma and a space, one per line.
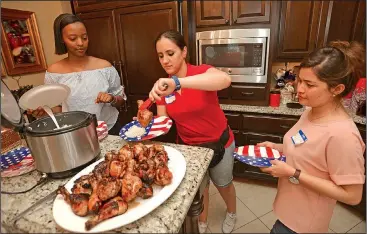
45, 66, 127, 130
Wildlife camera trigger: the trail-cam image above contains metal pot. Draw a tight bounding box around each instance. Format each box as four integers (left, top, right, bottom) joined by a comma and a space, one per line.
1, 80, 100, 178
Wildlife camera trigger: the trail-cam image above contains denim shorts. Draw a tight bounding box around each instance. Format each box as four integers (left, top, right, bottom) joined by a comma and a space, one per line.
204, 141, 235, 187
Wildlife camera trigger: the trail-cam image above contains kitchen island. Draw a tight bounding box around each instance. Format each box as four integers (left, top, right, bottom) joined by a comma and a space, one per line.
1, 135, 213, 233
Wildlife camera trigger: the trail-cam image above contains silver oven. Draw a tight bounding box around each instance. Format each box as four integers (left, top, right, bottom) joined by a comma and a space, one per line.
196, 29, 270, 83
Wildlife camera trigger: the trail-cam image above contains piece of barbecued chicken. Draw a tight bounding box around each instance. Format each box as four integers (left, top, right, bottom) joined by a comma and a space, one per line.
121, 174, 143, 202
154, 166, 173, 186
71, 175, 93, 195
136, 158, 156, 185
119, 144, 134, 161
137, 100, 153, 128
97, 177, 122, 201
104, 150, 120, 161
133, 143, 149, 163
153, 150, 169, 168
93, 161, 110, 181
85, 196, 128, 231
88, 176, 102, 214
109, 160, 127, 178
137, 183, 154, 199
58, 186, 90, 217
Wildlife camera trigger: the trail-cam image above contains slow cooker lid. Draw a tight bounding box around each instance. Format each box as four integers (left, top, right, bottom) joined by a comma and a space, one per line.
26, 111, 91, 134
1, 80, 23, 127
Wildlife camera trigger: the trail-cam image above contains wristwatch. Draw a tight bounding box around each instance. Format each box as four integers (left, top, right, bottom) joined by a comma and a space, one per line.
171, 75, 181, 91
289, 169, 301, 184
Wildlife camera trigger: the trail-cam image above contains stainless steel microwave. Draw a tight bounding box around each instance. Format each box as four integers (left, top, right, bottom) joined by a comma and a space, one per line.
196, 29, 270, 83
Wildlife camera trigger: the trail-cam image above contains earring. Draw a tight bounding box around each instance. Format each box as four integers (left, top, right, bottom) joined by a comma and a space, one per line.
332, 94, 336, 97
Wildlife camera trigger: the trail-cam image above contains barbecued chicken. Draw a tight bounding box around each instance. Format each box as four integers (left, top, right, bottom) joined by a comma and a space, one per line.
97, 177, 121, 201
85, 196, 128, 231
154, 166, 173, 186
109, 160, 126, 178
58, 186, 90, 217
71, 175, 93, 195
88, 176, 102, 214
121, 174, 143, 202
137, 183, 154, 199
119, 144, 134, 161
93, 161, 110, 181
137, 100, 153, 128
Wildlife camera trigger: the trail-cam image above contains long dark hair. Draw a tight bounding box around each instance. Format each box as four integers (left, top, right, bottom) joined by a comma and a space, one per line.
299, 41, 365, 97
53, 13, 84, 55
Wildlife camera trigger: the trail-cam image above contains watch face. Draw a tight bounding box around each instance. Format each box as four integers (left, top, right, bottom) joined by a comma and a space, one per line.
289, 176, 299, 185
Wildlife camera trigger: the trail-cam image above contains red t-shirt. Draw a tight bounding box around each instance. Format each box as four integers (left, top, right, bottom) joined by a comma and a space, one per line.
156, 64, 234, 147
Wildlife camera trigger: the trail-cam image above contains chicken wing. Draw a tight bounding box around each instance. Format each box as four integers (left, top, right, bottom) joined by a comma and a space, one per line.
58, 186, 90, 217
137, 100, 153, 128
85, 196, 128, 230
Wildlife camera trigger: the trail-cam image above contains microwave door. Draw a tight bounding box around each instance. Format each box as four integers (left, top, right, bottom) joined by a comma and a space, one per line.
197, 38, 268, 83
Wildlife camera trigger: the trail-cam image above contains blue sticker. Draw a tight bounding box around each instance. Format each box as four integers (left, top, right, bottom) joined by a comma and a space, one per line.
291, 130, 308, 145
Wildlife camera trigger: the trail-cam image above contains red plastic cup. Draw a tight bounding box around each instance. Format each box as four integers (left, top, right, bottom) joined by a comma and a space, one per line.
269, 91, 280, 107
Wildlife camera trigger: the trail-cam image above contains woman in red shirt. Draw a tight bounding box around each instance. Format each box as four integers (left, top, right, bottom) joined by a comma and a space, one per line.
149, 30, 237, 233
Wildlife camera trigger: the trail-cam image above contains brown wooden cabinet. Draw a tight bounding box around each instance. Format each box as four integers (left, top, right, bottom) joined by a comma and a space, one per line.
195, 0, 271, 27
78, 10, 119, 63
322, 0, 366, 45
276, 1, 328, 60
275, 0, 366, 61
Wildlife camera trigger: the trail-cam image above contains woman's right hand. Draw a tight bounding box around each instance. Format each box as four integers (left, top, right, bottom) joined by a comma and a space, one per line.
27, 107, 46, 119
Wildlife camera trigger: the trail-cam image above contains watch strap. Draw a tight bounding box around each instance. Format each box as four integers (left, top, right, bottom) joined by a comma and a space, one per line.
171, 75, 181, 91
293, 169, 301, 179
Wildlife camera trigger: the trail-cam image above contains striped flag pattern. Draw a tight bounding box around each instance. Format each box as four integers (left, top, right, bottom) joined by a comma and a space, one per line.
236, 145, 282, 159
97, 121, 108, 141
142, 116, 173, 140
233, 145, 286, 168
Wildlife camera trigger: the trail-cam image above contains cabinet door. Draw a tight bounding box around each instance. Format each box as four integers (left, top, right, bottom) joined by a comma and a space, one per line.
114, 2, 179, 96
276, 1, 327, 60
232, 1, 271, 24
195, 0, 230, 27
78, 10, 119, 63
324, 0, 366, 44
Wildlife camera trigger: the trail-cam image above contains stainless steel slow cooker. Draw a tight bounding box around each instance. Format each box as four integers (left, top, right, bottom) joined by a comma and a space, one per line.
1, 80, 100, 178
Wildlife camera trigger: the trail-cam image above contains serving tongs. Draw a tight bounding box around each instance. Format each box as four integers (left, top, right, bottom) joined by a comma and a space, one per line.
138, 83, 169, 111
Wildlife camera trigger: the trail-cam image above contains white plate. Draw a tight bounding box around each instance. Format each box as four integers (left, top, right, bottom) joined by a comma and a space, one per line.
19, 84, 70, 110
52, 145, 187, 233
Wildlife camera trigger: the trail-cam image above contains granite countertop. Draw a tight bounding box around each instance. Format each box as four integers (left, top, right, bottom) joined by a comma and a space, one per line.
1, 136, 213, 233
220, 104, 366, 125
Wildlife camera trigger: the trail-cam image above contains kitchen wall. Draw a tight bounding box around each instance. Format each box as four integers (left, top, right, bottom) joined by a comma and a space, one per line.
1, 1, 72, 90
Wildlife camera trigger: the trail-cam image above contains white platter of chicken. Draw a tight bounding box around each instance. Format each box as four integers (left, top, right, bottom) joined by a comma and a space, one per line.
53, 143, 186, 233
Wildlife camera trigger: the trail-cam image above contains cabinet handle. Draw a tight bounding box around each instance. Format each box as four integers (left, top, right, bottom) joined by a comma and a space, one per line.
241, 92, 254, 96
279, 125, 291, 129
112, 61, 116, 67
234, 19, 237, 23
225, 19, 229, 24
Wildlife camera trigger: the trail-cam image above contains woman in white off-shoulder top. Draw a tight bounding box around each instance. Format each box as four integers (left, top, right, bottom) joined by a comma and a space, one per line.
28, 13, 126, 135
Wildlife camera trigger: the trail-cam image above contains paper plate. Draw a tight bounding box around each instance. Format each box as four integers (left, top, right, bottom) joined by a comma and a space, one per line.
233, 145, 286, 168
120, 116, 172, 142
1, 147, 30, 169
96, 121, 108, 141
18, 84, 70, 110
1, 153, 36, 177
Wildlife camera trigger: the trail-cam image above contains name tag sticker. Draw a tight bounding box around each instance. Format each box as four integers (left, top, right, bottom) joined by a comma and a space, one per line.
165, 93, 176, 104
291, 130, 308, 145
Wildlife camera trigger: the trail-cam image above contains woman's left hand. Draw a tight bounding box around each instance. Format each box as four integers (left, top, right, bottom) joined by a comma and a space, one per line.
95, 92, 114, 104
261, 160, 296, 178
149, 78, 176, 101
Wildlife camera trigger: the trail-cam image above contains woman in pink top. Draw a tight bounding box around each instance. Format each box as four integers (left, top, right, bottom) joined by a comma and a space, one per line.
259, 41, 366, 233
